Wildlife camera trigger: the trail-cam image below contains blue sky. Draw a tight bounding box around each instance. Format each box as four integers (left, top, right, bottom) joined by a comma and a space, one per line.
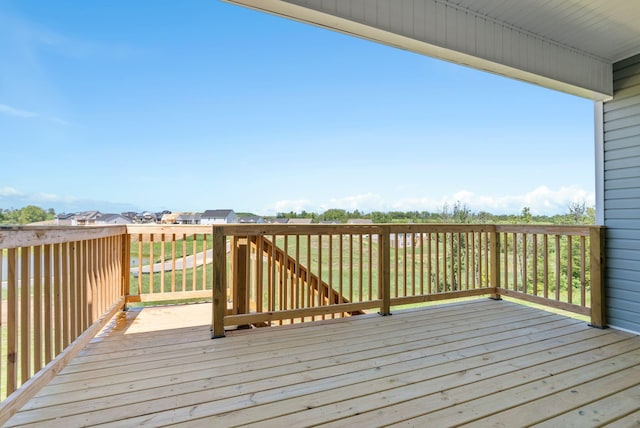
0, 0, 595, 216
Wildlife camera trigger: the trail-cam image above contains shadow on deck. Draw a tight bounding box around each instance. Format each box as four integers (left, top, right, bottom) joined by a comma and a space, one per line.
5, 299, 640, 427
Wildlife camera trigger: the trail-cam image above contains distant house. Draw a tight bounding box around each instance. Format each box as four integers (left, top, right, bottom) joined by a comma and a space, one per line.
238, 215, 264, 224
267, 217, 289, 224
160, 213, 180, 224
140, 212, 157, 223
287, 218, 313, 225
72, 211, 102, 226
55, 213, 76, 226
121, 211, 138, 222
95, 214, 134, 225
318, 220, 340, 225
347, 219, 373, 225
200, 209, 237, 225
176, 213, 201, 225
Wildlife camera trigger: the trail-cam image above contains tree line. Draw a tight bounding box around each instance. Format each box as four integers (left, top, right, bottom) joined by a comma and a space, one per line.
0, 206, 56, 225
1, 201, 595, 226
277, 201, 595, 225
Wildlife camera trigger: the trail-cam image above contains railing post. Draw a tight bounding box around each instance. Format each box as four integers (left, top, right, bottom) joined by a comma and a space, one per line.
121, 232, 130, 304
379, 226, 391, 316
589, 226, 606, 328
489, 226, 501, 300
211, 226, 226, 338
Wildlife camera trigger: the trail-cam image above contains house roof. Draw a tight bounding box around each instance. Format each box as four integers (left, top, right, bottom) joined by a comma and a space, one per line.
99, 214, 133, 224
287, 218, 313, 224
347, 219, 373, 225
226, 0, 640, 100
176, 213, 201, 220
202, 209, 235, 218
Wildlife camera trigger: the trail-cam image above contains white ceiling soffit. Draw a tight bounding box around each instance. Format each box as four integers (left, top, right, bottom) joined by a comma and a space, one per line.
225, 0, 640, 101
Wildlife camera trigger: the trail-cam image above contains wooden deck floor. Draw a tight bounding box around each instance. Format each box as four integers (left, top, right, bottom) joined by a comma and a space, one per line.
5, 299, 640, 427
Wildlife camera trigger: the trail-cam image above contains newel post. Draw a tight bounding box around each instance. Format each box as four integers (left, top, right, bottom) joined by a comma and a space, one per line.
121, 229, 131, 302
489, 226, 501, 300
379, 226, 391, 316
211, 226, 227, 338
589, 226, 606, 328
231, 237, 250, 330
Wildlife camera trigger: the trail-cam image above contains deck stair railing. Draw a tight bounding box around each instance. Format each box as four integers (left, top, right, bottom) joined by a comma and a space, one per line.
228, 235, 366, 326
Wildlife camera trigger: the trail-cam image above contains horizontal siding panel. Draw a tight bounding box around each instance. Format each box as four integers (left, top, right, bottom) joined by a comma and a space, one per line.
607, 306, 640, 333
604, 178, 640, 191
604, 156, 640, 171
612, 85, 640, 101
613, 61, 640, 81
604, 198, 640, 209
603, 102, 640, 122
605, 208, 640, 219
607, 287, 640, 302
606, 278, 638, 294
606, 268, 640, 283
613, 73, 640, 92
603, 218, 640, 229
604, 123, 640, 141
604, 166, 640, 180
606, 228, 640, 240
605, 247, 640, 260
605, 188, 640, 199
604, 96, 640, 114
607, 298, 640, 317
604, 144, 640, 159
607, 257, 640, 271
604, 115, 640, 132
606, 240, 640, 252
604, 135, 640, 151
613, 54, 640, 72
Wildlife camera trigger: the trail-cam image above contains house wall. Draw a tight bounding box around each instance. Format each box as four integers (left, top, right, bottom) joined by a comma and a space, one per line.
603, 53, 640, 333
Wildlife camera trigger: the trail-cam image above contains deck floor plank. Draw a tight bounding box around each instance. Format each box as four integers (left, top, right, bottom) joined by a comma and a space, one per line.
534, 383, 640, 427
4, 299, 640, 428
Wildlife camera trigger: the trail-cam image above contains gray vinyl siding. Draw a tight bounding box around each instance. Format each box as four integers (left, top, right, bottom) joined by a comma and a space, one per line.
603, 53, 640, 333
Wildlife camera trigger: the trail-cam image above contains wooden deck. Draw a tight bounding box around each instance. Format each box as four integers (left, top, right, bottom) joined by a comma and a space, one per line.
4, 299, 640, 427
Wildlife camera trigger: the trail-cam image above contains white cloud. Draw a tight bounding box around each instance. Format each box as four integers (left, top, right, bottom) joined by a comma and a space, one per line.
264, 199, 313, 215
320, 193, 384, 212
0, 103, 68, 125
391, 186, 595, 215
263, 186, 595, 216
0, 103, 38, 118
0, 186, 22, 196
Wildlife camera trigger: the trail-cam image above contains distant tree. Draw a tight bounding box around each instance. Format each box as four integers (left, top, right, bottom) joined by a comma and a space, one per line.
370, 211, 391, 223
19, 205, 49, 224
567, 201, 592, 224
321, 209, 348, 222
520, 207, 532, 223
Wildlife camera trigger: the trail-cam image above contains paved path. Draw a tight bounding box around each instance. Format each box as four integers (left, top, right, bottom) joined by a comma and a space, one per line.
131, 243, 230, 276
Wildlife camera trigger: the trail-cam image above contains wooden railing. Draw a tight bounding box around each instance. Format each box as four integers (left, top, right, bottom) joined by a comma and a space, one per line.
0, 223, 605, 422
126, 225, 215, 303
495, 225, 605, 326
0, 226, 128, 413
211, 224, 605, 337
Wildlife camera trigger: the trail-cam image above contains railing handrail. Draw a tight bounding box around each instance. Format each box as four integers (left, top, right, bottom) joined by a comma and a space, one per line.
0, 225, 127, 250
